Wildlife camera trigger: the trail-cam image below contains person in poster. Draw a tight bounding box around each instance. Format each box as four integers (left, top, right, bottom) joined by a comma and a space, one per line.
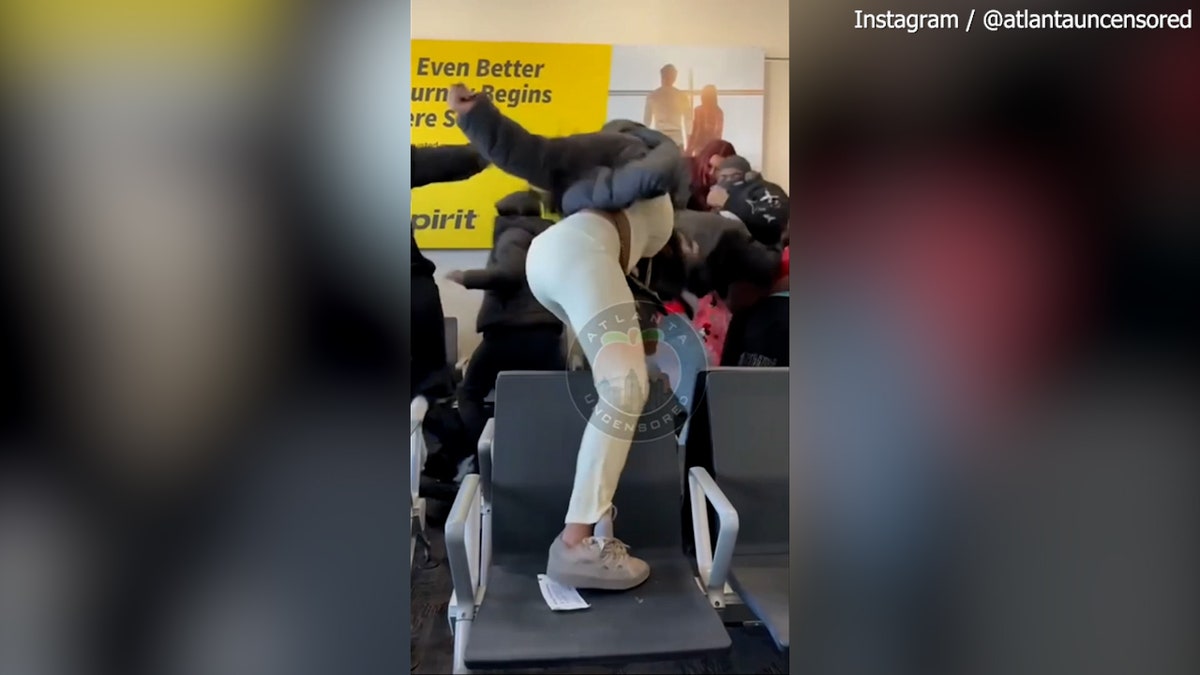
686, 84, 724, 156
643, 64, 691, 149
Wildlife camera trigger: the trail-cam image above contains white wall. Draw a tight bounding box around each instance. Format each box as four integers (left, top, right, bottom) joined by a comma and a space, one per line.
413, 0, 790, 358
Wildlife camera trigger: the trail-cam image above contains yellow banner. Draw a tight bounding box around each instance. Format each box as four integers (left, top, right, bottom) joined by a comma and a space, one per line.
411, 40, 613, 249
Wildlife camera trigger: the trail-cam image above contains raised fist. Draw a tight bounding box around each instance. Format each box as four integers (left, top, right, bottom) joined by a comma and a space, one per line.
447, 83, 479, 115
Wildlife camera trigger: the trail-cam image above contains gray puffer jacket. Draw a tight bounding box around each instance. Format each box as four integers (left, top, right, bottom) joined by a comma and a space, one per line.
456, 96, 688, 216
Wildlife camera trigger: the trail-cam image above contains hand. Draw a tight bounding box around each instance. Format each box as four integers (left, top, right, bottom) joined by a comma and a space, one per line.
706, 185, 729, 209
679, 235, 702, 265
445, 270, 466, 286
447, 83, 479, 115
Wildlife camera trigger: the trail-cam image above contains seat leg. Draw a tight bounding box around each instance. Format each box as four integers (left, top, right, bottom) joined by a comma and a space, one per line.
478, 506, 491, 589
410, 503, 419, 567
452, 618, 474, 674
412, 506, 434, 570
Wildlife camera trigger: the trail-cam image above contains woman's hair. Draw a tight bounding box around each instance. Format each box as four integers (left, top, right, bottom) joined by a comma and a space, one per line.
689, 139, 737, 206
699, 85, 718, 107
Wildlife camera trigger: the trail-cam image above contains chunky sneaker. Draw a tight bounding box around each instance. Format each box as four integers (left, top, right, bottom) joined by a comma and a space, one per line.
546, 535, 650, 591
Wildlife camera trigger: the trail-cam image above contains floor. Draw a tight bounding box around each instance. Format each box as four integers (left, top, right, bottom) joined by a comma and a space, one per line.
410, 493, 787, 674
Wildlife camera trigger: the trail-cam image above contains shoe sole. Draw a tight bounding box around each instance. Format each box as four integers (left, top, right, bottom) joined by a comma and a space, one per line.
545, 569, 650, 592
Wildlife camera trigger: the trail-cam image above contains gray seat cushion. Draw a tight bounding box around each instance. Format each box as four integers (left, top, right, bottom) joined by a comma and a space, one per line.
466, 554, 731, 668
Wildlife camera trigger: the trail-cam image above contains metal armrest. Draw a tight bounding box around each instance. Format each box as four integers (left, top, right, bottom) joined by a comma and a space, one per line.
477, 418, 494, 495
445, 474, 484, 618
410, 396, 429, 434
476, 418, 495, 589
688, 466, 740, 607
477, 417, 494, 453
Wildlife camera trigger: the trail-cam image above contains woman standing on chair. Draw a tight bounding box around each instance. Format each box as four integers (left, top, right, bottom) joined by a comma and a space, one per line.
448, 84, 688, 591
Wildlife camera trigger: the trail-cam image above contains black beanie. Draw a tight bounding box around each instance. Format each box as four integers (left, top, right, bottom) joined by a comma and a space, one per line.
718, 155, 752, 174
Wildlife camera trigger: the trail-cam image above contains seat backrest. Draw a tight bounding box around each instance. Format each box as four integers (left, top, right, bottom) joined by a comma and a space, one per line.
491, 371, 682, 559
443, 316, 458, 365
698, 367, 790, 556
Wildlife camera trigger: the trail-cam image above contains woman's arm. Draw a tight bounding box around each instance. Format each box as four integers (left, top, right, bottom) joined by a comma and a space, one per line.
459, 229, 530, 291
455, 95, 564, 190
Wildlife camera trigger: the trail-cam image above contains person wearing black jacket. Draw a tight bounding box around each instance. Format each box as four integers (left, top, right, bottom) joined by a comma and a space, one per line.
671, 207, 783, 313
444, 190, 565, 452
706, 155, 789, 247
410, 144, 489, 400
720, 246, 789, 368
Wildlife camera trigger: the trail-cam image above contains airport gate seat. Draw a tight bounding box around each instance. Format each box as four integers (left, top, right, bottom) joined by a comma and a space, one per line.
446, 371, 732, 673
685, 367, 790, 653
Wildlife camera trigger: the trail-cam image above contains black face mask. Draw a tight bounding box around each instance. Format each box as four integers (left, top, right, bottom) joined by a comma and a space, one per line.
716, 173, 745, 190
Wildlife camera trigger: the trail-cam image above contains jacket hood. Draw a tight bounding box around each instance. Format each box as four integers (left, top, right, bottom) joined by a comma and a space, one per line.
493, 190, 551, 240
495, 189, 544, 217
494, 213, 553, 241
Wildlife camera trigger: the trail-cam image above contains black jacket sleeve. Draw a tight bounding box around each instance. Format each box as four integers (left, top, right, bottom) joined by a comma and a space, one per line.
459, 229, 530, 292
719, 310, 748, 366
455, 96, 565, 190
704, 229, 781, 299
411, 144, 489, 188
748, 298, 791, 367
559, 129, 684, 215
762, 309, 790, 367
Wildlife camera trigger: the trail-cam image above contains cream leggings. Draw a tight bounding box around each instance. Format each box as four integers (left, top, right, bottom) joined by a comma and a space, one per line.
525, 195, 675, 525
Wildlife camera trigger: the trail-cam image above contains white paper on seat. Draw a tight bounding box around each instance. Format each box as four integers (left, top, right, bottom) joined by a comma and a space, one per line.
536, 574, 591, 611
